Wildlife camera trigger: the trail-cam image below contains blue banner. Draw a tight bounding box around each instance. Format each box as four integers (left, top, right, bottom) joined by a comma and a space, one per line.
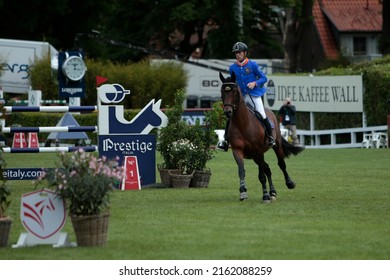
98, 134, 156, 186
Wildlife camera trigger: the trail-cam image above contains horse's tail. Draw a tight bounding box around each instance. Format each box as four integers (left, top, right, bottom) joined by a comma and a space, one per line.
281, 137, 305, 158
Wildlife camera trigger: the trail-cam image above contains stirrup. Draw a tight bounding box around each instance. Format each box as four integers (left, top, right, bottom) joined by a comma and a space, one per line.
217, 140, 229, 151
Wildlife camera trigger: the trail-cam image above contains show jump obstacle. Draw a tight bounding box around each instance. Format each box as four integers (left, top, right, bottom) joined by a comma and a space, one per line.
1, 83, 168, 186
6, 83, 168, 248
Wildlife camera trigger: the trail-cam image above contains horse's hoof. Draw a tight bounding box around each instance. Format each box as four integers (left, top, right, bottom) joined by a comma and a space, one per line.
286, 179, 296, 189
262, 194, 270, 203
240, 192, 248, 201
270, 191, 277, 202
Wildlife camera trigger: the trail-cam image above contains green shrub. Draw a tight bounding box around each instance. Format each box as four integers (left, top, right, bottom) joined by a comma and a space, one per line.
30, 57, 187, 109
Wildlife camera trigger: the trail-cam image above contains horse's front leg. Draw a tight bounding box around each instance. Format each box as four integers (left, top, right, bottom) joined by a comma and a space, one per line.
232, 150, 247, 201
263, 161, 277, 202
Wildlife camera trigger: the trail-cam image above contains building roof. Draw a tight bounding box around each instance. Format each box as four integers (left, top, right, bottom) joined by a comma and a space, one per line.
321, 0, 382, 32
313, 0, 383, 59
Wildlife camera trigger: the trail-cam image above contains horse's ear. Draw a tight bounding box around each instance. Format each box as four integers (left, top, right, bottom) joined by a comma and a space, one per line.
219, 71, 225, 82
231, 71, 236, 82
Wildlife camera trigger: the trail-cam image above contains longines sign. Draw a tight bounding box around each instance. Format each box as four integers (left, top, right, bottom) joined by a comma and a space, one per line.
265, 75, 363, 113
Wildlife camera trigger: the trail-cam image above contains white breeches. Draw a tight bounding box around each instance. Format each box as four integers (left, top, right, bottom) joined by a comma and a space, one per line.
244, 94, 266, 119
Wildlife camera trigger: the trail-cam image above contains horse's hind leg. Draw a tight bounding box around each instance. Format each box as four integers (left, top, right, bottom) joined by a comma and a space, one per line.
274, 147, 296, 189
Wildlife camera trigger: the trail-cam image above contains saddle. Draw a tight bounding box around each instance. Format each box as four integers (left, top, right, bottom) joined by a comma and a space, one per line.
248, 108, 275, 129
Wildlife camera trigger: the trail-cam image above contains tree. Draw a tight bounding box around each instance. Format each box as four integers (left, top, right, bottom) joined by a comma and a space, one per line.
0, 0, 288, 62
380, 0, 390, 55
95, 0, 241, 61
241, 0, 285, 58
0, 0, 109, 50
276, 0, 315, 72
296, 0, 315, 72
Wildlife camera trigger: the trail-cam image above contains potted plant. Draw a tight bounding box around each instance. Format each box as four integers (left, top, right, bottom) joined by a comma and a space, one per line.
186, 118, 217, 188
35, 149, 123, 246
165, 138, 197, 188
156, 89, 190, 186
157, 89, 218, 188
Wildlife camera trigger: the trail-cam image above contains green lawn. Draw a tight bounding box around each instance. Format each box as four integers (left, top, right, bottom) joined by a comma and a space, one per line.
1, 148, 390, 260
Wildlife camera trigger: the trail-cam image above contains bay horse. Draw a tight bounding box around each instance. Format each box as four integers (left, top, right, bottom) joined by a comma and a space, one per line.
219, 72, 304, 202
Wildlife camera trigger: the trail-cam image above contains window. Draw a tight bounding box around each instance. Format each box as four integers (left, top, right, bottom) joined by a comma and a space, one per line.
353, 37, 366, 55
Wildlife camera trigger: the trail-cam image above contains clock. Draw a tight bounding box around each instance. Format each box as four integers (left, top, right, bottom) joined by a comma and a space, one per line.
61, 54, 87, 81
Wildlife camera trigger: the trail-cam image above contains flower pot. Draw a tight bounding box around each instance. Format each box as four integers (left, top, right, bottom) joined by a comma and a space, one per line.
169, 171, 194, 188
158, 168, 181, 187
190, 170, 212, 188
70, 212, 110, 247
0, 217, 12, 247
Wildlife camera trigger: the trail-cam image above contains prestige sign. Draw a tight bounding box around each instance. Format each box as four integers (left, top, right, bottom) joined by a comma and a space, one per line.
97, 84, 168, 187
99, 135, 156, 186
265, 75, 363, 113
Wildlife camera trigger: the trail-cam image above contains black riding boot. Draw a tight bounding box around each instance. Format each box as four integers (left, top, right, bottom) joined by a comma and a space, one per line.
217, 119, 230, 151
255, 112, 275, 147
263, 117, 276, 146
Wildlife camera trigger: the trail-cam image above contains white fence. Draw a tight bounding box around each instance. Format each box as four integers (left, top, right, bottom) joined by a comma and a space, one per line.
296, 125, 388, 149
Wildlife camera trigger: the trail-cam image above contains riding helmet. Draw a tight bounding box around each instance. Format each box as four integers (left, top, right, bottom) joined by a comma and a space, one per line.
232, 42, 248, 53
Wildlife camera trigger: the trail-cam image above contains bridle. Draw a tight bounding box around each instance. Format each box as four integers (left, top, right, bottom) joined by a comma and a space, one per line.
221, 82, 243, 112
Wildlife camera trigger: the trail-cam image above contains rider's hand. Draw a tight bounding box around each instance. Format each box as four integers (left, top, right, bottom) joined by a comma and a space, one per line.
247, 82, 257, 89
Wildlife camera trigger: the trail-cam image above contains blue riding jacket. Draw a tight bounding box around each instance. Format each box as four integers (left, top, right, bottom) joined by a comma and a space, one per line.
229, 59, 268, 97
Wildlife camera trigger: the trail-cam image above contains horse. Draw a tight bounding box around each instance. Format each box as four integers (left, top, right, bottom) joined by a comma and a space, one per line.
219, 72, 304, 202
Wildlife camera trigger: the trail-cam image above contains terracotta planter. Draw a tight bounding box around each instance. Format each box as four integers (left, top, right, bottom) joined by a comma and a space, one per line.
0, 217, 12, 247
70, 213, 110, 247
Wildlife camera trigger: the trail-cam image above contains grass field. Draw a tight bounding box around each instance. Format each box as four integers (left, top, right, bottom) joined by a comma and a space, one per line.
1, 148, 390, 260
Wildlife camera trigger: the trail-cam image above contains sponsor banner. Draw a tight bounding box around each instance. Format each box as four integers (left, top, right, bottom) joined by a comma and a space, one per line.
3, 168, 46, 180
99, 134, 156, 186
181, 109, 209, 125
265, 75, 363, 113
58, 51, 86, 98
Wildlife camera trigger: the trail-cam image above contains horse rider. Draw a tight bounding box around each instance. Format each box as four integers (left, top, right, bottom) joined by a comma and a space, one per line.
217, 41, 275, 151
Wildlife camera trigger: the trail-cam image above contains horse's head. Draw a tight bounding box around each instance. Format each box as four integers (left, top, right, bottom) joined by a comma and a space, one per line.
219, 71, 241, 118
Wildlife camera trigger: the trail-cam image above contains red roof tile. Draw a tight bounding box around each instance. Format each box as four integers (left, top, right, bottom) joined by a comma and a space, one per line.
313, 0, 382, 59
313, 0, 339, 59
321, 0, 382, 32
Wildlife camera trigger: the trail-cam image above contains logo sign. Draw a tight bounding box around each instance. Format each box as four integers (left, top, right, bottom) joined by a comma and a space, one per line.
200, 77, 220, 91
97, 84, 167, 136
99, 134, 156, 186
58, 51, 85, 98
21, 189, 66, 239
122, 156, 141, 190
266, 79, 276, 107
98, 83, 130, 104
